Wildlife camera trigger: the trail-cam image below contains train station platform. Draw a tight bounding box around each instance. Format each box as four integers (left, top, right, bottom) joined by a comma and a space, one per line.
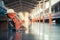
0, 22, 60, 40
0, 0, 60, 40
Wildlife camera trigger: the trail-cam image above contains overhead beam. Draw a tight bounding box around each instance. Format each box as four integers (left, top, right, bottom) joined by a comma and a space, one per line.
22, 0, 38, 4
13, 6, 33, 10
5, 1, 20, 6
3, 0, 18, 4
6, 1, 36, 9
15, 8, 30, 12
40, 0, 49, 3
7, 3, 35, 9
5, 0, 38, 7
22, 3, 35, 9
22, 1, 37, 7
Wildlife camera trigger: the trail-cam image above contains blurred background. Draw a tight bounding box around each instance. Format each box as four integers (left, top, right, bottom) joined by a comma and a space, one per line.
0, 0, 60, 40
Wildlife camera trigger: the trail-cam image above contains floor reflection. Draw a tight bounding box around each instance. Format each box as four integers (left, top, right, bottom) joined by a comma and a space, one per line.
0, 22, 60, 40
14, 32, 22, 40
0, 31, 8, 40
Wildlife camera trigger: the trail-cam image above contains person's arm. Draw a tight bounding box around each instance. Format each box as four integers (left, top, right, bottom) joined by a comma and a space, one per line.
0, 1, 7, 14
0, 0, 2, 1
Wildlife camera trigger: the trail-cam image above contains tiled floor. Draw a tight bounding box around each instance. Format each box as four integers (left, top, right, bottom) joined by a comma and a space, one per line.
0, 22, 60, 40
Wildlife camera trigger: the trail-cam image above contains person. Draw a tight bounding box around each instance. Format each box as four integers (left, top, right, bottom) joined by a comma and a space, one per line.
0, 1, 7, 16
7, 9, 22, 31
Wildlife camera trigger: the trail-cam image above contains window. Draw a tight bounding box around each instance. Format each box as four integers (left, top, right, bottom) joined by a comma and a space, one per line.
58, 3, 60, 11
55, 5, 58, 13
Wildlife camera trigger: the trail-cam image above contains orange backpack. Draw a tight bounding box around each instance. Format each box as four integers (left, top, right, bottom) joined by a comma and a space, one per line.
7, 13, 21, 30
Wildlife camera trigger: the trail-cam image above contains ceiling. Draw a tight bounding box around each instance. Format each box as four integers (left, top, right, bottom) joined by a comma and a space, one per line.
3, 0, 49, 13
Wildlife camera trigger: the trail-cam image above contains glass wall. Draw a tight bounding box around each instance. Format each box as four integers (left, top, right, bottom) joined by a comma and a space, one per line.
52, 2, 60, 13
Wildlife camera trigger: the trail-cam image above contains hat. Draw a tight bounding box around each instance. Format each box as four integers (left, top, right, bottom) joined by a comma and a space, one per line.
7, 9, 15, 13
